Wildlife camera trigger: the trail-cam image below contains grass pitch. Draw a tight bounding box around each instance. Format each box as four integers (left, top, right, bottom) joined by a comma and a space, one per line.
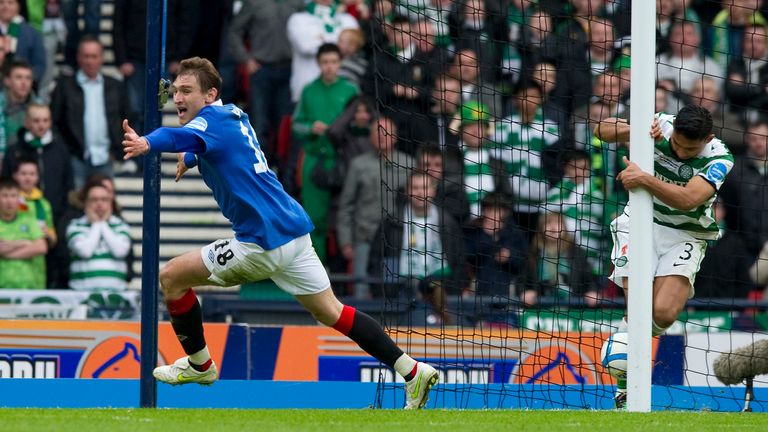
1, 409, 767, 432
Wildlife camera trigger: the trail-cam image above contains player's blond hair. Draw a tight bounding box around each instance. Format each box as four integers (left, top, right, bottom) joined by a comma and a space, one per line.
178, 57, 222, 98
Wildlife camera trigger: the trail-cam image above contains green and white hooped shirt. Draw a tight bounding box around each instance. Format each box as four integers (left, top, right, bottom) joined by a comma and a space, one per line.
637, 112, 734, 240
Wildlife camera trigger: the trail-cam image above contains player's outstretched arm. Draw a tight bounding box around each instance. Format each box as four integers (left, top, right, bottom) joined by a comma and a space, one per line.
122, 119, 149, 160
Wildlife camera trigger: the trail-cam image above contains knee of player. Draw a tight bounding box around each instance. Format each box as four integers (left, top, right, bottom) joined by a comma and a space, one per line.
158, 262, 180, 294
652, 305, 679, 329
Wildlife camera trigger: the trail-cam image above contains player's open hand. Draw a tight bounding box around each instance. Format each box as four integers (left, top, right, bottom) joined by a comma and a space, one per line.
175, 153, 189, 182
122, 119, 149, 160
617, 156, 648, 190
650, 119, 662, 141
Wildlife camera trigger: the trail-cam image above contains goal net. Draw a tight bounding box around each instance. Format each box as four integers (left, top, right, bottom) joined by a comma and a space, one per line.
365, 0, 768, 410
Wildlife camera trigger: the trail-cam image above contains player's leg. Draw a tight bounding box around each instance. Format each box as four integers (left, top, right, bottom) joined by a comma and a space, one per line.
293, 288, 439, 409
275, 234, 438, 409
153, 248, 219, 385
652, 275, 692, 334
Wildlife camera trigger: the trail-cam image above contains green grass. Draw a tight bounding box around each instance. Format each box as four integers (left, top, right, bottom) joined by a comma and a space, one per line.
1, 409, 768, 432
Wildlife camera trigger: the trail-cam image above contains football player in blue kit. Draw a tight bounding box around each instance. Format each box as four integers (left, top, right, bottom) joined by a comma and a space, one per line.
122, 57, 438, 409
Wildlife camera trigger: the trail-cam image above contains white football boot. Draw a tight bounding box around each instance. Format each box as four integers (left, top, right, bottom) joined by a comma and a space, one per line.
404, 362, 439, 409
153, 356, 218, 385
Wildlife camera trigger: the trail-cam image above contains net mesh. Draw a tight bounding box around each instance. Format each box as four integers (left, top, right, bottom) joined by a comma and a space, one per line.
364, 0, 768, 410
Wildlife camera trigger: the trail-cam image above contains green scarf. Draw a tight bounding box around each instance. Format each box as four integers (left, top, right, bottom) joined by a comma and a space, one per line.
306, 1, 338, 34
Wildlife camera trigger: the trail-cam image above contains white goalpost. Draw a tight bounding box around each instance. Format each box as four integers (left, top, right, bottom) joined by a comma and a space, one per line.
627, 0, 656, 413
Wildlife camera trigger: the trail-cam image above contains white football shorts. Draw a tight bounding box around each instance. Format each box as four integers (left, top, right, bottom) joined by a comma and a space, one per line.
609, 212, 707, 298
200, 234, 330, 296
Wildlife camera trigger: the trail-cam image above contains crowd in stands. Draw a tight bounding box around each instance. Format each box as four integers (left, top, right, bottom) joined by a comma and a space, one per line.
1, 0, 768, 321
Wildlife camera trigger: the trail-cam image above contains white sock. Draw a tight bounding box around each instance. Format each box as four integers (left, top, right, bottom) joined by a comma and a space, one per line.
393, 353, 418, 379
618, 317, 628, 332
652, 321, 669, 336
189, 346, 211, 365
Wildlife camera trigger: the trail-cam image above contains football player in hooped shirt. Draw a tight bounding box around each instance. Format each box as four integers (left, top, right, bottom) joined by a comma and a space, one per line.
594, 105, 734, 408
122, 57, 438, 409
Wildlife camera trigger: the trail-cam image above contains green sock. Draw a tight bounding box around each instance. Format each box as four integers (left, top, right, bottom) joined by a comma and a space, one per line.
617, 378, 627, 391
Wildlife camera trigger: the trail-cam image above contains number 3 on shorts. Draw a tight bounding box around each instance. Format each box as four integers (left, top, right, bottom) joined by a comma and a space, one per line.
673, 242, 694, 266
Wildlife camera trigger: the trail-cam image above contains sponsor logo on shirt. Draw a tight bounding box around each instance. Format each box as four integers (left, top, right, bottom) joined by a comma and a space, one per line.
207, 249, 215, 264
706, 162, 727, 184
185, 117, 208, 132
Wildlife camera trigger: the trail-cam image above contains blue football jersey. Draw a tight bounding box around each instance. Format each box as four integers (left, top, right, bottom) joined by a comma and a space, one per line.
145, 102, 314, 250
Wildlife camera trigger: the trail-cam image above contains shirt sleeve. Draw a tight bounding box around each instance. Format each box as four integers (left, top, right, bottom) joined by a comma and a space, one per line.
145, 126, 207, 154
697, 157, 734, 191
655, 112, 675, 140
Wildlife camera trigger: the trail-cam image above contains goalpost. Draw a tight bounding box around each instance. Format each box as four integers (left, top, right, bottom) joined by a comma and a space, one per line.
139, 0, 169, 409
626, 0, 655, 413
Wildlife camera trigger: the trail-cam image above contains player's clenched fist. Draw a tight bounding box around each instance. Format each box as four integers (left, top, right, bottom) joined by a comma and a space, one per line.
122, 119, 149, 160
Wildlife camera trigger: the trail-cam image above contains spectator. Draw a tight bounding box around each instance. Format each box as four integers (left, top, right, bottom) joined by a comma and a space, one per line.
464, 192, 527, 297
0, 177, 46, 289
545, 149, 606, 274
458, 101, 509, 219
62, 0, 100, 67
709, 0, 766, 69
720, 120, 768, 257
412, 19, 449, 91
449, 0, 509, 84
2, 60, 36, 149
657, 20, 725, 96
113, 0, 148, 135
726, 23, 768, 124
11, 156, 54, 247
228, 0, 304, 154
3, 103, 73, 288
571, 72, 625, 146
697, 199, 753, 299
541, 12, 615, 116
51, 35, 129, 189
20, 0, 65, 102
327, 94, 376, 168
337, 28, 368, 87
686, 76, 746, 154
656, 0, 701, 50
338, 0, 370, 20
0, 0, 45, 82
337, 117, 413, 299
447, 48, 503, 120
510, 3, 550, 81
2, 103, 72, 228
365, 16, 433, 153
416, 143, 469, 224
66, 177, 131, 291
368, 171, 466, 324
414, 73, 461, 156
286, 0, 358, 103
292, 43, 358, 263
518, 211, 600, 306
528, 61, 569, 140
493, 81, 559, 237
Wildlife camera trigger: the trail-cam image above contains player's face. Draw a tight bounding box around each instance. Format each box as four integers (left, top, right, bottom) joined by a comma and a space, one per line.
25, 106, 52, 137
670, 133, 710, 160
11, 163, 38, 193
172, 74, 215, 125
0, 187, 19, 218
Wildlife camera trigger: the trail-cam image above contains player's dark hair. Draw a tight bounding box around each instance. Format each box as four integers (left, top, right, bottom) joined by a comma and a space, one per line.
0, 177, 19, 191
12, 155, 39, 174
674, 105, 713, 141
316, 43, 342, 60
178, 57, 222, 98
